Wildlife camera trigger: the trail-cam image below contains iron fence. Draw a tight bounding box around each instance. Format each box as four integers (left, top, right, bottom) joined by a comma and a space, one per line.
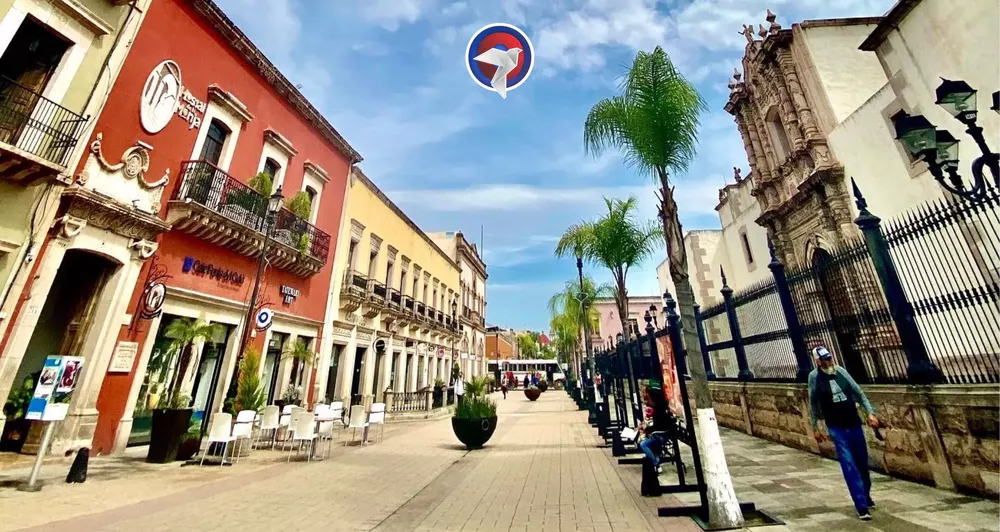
692, 180, 1000, 386
0, 76, 88, 167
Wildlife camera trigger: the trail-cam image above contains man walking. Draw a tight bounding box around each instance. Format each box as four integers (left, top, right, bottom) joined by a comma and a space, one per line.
808, 346, 879, 521
454, 377, 465, 408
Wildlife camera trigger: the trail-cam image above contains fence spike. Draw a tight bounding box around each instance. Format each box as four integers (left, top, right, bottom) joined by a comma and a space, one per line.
663, 290, 677, 318
644, 310, 655, 333
720, 266, 729, 288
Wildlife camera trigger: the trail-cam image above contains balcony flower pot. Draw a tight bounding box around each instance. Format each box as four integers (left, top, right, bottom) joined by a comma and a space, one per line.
147, 408, 193, 463
451, 416, 497, 450
524, 386, 541, 401
537, 381, 548, 393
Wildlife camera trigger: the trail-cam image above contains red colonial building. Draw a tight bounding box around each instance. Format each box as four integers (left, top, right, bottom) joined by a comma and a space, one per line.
0, 0, 360, 455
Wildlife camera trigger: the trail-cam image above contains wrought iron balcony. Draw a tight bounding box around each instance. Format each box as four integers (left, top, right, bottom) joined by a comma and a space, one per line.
416, 302, 426, 319
436, 310, 444, 324
340, 270, 368, 312
388, 288, 402, 309
402, 295, 414, 312
363, 278, 386, 318
167, 160, 331, 277
0, 76, 88, 184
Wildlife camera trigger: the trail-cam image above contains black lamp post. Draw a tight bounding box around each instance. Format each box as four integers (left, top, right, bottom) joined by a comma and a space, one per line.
892, 79, 999, 201
202, 185, 282, 440
451, 298, 458, 381
648, 303, 658, 329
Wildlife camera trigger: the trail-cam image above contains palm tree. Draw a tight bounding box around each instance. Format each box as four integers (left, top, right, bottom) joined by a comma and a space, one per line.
282, 339, 316, 394
547, 276, 612, 383
560, 197, 662, 340
583, 46, 743, 527
164, 318, 221, 405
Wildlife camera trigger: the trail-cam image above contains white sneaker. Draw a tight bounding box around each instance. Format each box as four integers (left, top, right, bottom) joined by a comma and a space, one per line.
656, 465, 662, 474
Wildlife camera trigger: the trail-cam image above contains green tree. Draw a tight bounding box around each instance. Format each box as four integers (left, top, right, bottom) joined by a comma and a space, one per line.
164, 318, 221, 406
517, 333, 539, 359
583, 46, 743, 527
282, 339, 316, 393
235, 345, 265, 413
548, 276, 611, 381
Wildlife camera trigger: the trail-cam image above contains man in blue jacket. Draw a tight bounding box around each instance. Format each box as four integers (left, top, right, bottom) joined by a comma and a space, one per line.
808, 346, 880, 521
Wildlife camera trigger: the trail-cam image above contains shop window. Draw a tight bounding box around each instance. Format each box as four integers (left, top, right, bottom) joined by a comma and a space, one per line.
200, 119, 230, 166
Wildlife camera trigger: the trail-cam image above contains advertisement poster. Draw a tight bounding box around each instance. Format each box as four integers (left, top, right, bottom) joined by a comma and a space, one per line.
655, 335, 684, 417
25, 356, 62, 420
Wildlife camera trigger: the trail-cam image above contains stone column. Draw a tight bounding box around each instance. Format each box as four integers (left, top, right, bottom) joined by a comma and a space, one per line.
775, 50, 821, 142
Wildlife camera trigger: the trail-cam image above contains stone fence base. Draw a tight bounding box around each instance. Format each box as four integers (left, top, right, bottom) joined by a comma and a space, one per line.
703, 381, 999, 498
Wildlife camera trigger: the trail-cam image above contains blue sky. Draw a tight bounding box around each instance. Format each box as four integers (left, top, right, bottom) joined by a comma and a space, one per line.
216, 0, 894, 331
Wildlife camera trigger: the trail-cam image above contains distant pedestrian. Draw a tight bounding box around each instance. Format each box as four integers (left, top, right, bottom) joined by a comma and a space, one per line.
531, 373, 538, 386
455, 377, 465, 408
808, 346, 879, 521
501, 380, 508, 399
523, 375, 529, 388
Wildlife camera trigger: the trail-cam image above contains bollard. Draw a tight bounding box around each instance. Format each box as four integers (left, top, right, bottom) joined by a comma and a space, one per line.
66, 448, 89, 484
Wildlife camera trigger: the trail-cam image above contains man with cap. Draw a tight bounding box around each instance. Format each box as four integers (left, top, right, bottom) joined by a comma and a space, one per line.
808, 346, 879, 521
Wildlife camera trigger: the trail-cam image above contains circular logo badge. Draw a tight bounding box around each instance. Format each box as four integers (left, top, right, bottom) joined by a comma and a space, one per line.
254, 308, 273, 331
140, 60, 182, 134
466, 23, 534, 99
139, 282, 166, 319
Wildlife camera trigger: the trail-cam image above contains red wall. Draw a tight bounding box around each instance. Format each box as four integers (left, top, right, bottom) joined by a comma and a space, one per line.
88, 0, 352, 453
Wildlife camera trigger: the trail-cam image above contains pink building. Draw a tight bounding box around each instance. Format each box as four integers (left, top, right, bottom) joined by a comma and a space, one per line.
592, 296, 664, 347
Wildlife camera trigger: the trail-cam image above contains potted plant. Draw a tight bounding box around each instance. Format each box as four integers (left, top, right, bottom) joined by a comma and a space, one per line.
282, 339, 315, 404
537, 380, 549, 393
0, 375, 35, 452
176, 421, 203, 461
148, 318, 220, 463
233, 346, 265, 456
432, 378, 446, 408
451, 376, 497, 450
248, 171, 273, 197
524, 384, 541, 401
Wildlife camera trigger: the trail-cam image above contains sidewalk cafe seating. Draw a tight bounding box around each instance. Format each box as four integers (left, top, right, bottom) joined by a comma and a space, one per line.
256, 405, 280, 449
345, 405, 369, 446
230, 409, 256, 461
287, 412, 317, 462
368, 403, 386, 444
201, 413, 236, 466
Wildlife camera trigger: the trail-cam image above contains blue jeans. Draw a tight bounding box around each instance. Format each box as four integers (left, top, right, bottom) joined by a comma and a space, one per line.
828, 425, 872, 513
640, 433, 665, 468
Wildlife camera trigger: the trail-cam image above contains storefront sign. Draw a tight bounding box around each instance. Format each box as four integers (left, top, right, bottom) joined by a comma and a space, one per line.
280, 285, 299, 305
140, 282, 166, 319
140, 60, 182, 134
109, 341, 140, 373
176, 88, 206, 130
255, 307, 274, 331
26, 356, 84, 421
182, 257, 245, 286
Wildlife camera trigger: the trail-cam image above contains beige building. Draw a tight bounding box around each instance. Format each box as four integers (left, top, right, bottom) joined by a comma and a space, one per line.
319, 169, 462, 408
428, 231, 488, 379
724, 1, 999, 269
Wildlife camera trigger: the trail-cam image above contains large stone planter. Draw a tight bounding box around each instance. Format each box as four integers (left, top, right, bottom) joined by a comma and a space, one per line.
524, 388, 541, 401
147, 408, 193, 463
451, 416, 498, 449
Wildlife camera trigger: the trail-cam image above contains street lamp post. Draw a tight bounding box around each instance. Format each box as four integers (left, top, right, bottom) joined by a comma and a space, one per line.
892, 79, 999, 202
451, 299, 458, 385
201, 186, 282, 439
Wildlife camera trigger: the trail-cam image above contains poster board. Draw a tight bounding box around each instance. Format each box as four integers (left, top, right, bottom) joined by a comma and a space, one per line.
655, 335, 683, 417
25, 355, 85, 421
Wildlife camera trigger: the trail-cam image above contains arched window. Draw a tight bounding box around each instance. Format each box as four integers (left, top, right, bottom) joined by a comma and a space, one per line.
200, 119, 230, 165
263, 157, 281, 180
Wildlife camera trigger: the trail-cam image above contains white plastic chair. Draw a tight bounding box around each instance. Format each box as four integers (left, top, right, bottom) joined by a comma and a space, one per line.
256, 405, 280, 449
345, 405, 369, 447
288, 412, 317, 461
231, 410, 256, 462
315, 406, 337, 458
368, 402, 386, 444
278, 404, 294, 438
326, 401, 345, 441
201, 413, 236, 466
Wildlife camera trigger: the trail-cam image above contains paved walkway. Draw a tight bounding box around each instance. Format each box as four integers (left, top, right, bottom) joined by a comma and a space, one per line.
0, 391, 995, 531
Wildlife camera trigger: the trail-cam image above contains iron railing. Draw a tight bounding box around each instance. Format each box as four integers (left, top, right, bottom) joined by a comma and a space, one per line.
695, 181, 1000, 386
0, 76, 88, 167
369, 279, 387, 301
402, 295, 414, 312
416, 302, 426, 318
175, 160, 331, 263
344, 270, 368, 294
388, 288, 402, 308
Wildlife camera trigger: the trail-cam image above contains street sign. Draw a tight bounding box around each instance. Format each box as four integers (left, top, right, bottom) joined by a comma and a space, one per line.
255, 307, 273, 331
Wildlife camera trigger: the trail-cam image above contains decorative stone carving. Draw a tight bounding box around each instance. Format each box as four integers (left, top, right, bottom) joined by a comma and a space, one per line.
55, 215, 87, 240
129, 239, 159, 260
90, 133, 169, 190
60, 186, 171, 242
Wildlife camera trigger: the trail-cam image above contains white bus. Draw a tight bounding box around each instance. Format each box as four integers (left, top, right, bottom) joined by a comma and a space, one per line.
488, 359, 565, 386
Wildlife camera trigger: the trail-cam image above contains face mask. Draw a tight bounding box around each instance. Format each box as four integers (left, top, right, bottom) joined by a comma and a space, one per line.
821, 365, 836, 375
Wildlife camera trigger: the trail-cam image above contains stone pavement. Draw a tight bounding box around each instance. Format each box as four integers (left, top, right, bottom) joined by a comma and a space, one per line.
0, 391, 996, 531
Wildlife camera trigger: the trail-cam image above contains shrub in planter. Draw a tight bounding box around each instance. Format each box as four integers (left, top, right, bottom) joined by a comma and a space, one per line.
524, 385, 541, 401
451, 396, 497, 449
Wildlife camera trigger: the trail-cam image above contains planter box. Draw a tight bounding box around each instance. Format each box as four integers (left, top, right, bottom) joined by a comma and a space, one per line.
451, 416, 498, 450
524, 388, 541, 401
0, 418, 31, 453
147, 408, 193, 463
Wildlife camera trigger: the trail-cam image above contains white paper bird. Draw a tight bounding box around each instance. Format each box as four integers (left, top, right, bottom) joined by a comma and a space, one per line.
473, 47, 522, 99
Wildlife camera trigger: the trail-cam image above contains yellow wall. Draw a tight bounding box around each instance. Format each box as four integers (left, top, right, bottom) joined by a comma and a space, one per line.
331, 171, 459, 312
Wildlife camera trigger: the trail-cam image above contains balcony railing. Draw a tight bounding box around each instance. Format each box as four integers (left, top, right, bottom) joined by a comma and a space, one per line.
172, 160, 331, 265
436, 310, 444, 324
416, 302, 426, 318
388, 288, 402, 308
345, 270, 368, 292
369, 279, 387, 300
402, 295, 414, 312
0, 76, 88, 169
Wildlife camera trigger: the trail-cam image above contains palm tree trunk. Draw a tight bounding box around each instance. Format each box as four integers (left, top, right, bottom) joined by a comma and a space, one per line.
577, 258, 595, 380
169, 342, 195, 401
659, 180, 743, 528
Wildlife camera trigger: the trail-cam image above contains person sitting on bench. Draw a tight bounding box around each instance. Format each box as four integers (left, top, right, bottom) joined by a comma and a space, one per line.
639, 384, 672, 474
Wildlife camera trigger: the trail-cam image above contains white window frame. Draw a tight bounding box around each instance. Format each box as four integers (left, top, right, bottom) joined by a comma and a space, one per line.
256, 128, 297, 192
302, 161, 328, 224
0, 0, 104, 108
189, 90, 252, 173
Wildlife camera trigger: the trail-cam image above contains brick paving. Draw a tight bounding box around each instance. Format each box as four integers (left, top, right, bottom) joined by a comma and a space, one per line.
0, 391, 996, 531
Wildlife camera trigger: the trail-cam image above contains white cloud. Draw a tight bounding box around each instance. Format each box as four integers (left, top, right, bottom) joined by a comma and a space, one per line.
356, 0, 436, 30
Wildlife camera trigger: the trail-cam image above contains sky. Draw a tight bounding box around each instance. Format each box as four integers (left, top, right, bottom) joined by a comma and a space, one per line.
214, 0, 895, 332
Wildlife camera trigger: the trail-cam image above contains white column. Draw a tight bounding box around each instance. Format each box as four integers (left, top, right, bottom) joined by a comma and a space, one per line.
336, 334, 358, 402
